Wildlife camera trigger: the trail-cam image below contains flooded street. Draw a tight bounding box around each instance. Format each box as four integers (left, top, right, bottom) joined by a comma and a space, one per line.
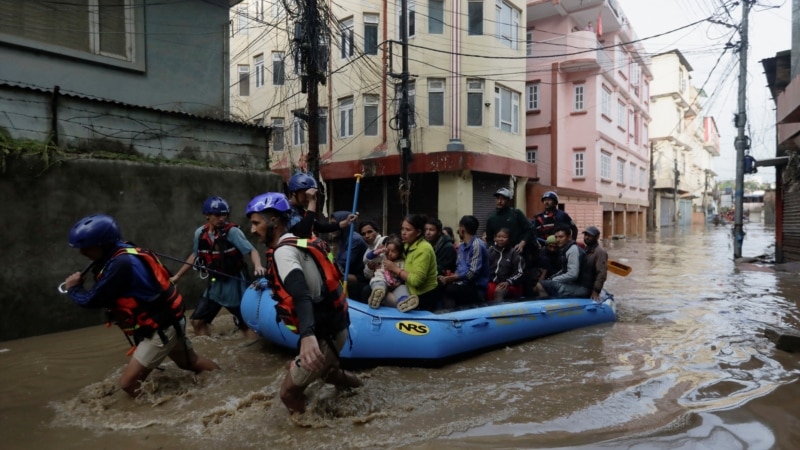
2, 222, 800, 449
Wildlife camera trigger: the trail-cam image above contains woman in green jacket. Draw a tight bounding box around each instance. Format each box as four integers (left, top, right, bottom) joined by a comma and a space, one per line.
381, 214, 440, 312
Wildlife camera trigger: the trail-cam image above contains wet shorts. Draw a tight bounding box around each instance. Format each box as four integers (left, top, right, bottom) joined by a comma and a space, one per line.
132, 318, 193, 370
289, 329, 348, 388
541, 280, 590, 299
190, 297, 247, 330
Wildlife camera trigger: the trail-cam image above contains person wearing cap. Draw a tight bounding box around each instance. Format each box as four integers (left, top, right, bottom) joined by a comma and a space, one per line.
286, 172, 357, 238
533, 191, 578, 242
582, 226, 608, 301
537, 234, 562, 281
62, 214, 219, 398
485, 187, 534, 253
170, 196, 265, 337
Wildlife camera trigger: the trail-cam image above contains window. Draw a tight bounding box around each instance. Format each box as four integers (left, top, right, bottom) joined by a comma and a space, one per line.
238, 65, 250, 96
272, 52, 285, 85
573, 85, 585, 111
526, 31, 533, 56
394, 81, 416, 127
601, 86, 611, 117
494, 85, 519, 133
429, 0, 444, 34
272, 118, 284, 151
0, 0, 142, 66
526, 83, 539, 111
629, 109, 635, 137
236, 5, 249, 35
428, 79, 445, 126
398, 0, 416, 38
633, 114, 640, 145
617, 100, 626, 126
467, 79, 484, 126
496, 0, 519, 49
364, 94, 379, 136
679, 66, 687, 93
643, 123, 649, 144
468, 0, 483, 35
526, 147, 537, 164
601, 152, 611, 179
340, 18, 354, 59
639, 167, 646, 188
254, 54, 265, 88
616, 159, 625, 184
574, 152, 585, 178
271, 0, 284, 18
255, 0, 265, 20
629, 162, 636, 186
364, 14, 379, 55
318, 108, 328, 145
339, 97, 354, 138
292, 114, 305, 146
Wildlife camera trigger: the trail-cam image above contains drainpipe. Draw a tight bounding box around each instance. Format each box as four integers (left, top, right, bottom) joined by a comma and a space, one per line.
50, 85, 60, 147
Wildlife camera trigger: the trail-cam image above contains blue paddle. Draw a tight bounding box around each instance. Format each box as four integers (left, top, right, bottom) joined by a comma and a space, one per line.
343, 173, 364, 296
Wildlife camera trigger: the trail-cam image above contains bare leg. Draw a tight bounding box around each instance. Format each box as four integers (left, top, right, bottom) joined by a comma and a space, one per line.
323, 366, 362, 389
169, 340, 220, 373
533, 282, 548, 299
119, 359, 153, 398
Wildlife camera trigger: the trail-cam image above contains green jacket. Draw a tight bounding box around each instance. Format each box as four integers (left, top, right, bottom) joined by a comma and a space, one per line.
486, 206, 533, 247
403, 238, 439, 296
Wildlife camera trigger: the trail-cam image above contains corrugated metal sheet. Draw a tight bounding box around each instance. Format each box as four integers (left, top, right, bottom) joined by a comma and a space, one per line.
783, 192, 800, 262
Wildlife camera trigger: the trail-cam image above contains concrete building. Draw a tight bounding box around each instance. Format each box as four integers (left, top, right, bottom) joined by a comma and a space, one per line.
230, 0, 533, 233
649, 50, 720, 229
762, 0, 800, 262
525, 0, 651, 239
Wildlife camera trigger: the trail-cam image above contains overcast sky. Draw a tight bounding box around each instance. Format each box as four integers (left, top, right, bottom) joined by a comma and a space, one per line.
620, 0, 792, 185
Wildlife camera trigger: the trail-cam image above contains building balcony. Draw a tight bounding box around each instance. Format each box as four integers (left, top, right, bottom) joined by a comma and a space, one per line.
535, 31, 611, 72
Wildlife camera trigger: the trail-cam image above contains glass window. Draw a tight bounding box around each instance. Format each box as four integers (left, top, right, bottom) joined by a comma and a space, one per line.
526, 83, 539, 111
601, 86, 611, 117
526, 148, 537, 164
397, 0, 416, 38
468, 0, 483, 35
574, 152, 585, 177
573, 84, 585, 111
255, 54, 264, 88
364, 94, 379, 136
272, 52, 284, 86
292, 113, 305, 146
467, 79, 483, 126
339, 97, 354, 138
617, 100, 626, 126
494, 85, 519, 133
601, 152, 611, 179
340, 18, 353, 59
495, 0, 519, 49
428, 79, 445, 126
616, 159, 625, 184
526, 31, 533, 56
364, 14, 378, 55
429, 0, 444, 34
238, 65, 250, 96
318, 108, 328, 145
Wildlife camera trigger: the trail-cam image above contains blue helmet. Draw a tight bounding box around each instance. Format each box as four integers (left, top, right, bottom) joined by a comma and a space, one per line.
246, 192, 292, 217
541, 191, 559, 203
202, 196, 230, 215
288, 172, 317, 192
68, 214, 120, 248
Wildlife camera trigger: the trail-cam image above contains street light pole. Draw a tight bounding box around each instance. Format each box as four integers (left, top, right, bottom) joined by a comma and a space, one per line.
733, 1, 752, 258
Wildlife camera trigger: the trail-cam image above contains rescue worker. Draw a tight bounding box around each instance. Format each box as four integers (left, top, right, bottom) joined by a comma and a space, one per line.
286, 172, 357, 238
246, 192, 361, 414
170, 196, 265, 337
485, 187, 534, 253
532, 191, 579, 242
62, 214, 219, 398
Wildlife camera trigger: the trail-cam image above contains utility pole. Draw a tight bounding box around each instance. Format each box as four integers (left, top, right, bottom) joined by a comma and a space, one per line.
647, 141, 656, 231
733, 1, 752, 258
295, 0, 326, 184
398, 0, 412, 215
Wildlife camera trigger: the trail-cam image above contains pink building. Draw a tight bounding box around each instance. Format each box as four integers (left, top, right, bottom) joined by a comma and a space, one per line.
526, 0, 652, 238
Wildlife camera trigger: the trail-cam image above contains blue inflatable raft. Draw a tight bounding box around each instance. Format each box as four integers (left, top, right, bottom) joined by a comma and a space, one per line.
241, 282, 616, 364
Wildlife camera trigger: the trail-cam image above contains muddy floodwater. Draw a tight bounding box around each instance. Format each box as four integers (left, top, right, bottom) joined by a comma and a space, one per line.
2, 222, 799, 449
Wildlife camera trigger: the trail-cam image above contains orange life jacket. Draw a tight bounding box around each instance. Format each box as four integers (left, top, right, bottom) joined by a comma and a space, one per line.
99, 247, 185, 340
197, 222, 244, 276
265, 236, 347, 334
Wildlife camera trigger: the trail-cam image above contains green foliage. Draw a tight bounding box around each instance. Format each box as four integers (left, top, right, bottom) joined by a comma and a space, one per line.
0, 128, 59, 175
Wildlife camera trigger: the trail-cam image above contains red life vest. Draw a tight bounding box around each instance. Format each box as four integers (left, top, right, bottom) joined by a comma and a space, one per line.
99, 247, 185, 340
265, 236, 347, 334
197, 222, 244, 276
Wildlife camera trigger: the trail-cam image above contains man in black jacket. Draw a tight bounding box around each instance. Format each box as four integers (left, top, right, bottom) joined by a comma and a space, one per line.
424, 217, 456, 276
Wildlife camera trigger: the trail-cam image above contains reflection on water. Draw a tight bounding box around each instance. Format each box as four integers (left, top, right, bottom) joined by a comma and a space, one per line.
1, 223, 800, 449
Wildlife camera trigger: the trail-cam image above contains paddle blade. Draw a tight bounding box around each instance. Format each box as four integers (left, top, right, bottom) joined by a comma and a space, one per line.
608, 260, 632, 277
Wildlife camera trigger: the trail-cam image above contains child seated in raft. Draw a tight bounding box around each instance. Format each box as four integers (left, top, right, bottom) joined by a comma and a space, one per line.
367, 237, 413, 309
486, 228, 525, 302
